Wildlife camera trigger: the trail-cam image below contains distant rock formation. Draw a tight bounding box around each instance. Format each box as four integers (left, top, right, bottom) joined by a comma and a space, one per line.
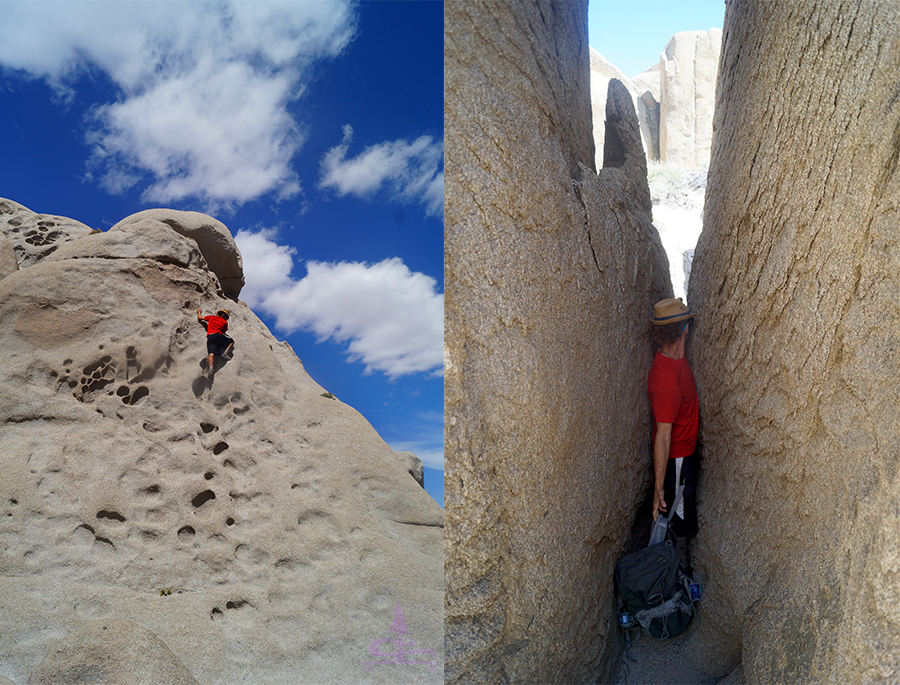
445, 0, 671, 682
687, 0, 900, 681
590, 28, 722, 169
0, 199, 442, 684
659, 29, 722, 167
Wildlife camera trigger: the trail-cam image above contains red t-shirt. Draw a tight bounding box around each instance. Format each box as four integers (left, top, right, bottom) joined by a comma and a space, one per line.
648, 351, 699, 459
204, 315, 228, 336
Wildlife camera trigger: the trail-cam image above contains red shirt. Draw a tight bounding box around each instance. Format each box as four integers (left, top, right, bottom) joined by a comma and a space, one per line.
204, 315, 228, 336
648, 351, 699, 459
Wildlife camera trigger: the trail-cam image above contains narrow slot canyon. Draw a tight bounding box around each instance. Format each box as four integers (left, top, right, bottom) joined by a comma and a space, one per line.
445, 1, 899, 683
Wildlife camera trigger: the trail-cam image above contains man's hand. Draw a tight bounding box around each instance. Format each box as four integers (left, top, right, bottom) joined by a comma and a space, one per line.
653, 485, 667, 521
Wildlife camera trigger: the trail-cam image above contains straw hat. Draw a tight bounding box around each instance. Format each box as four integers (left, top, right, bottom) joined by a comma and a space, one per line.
217, 308, 230, 319
650, 298, 695, 326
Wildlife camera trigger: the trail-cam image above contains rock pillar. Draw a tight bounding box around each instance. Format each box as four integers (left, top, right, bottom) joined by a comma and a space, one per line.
445, 1, 671, 682
688, 0, 900, 680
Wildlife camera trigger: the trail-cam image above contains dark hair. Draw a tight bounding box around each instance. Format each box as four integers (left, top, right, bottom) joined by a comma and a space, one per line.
651, 320, 690, 346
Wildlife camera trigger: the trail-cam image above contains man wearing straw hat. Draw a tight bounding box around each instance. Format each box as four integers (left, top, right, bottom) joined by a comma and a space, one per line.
197, 307, 235, 376
648, 297, 699, 570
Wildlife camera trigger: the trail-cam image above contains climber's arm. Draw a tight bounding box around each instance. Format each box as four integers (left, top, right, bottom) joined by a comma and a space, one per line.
652, 422, 672, 521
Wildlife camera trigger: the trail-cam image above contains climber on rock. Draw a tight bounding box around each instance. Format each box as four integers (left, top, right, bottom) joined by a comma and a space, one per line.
197, 307, 234, 375
648, 297, 699, 573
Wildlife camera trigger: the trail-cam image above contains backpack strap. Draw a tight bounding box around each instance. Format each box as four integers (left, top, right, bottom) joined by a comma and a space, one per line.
632, 587, 692, 638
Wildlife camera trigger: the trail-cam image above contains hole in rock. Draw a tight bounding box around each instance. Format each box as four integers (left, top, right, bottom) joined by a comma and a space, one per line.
76, 523, 95, 535
94, 536, 114, 549
200, 422, 217, 433
10, 499, 17, 505
225, 600, 247, 610
129, 386, 149, 404
226, 518, 235, 526
177, 526, 196, 541
211, 608, 223, 620
192, 490, 216, 508
126, 346, 136, 358
213, 442, 229, 455
233, 406, 249, 415
222, 459, 235, 469
96, 510, 126, 523
142, 485, 161, 494
205, 472, 214, 480
117, 386, 129, 397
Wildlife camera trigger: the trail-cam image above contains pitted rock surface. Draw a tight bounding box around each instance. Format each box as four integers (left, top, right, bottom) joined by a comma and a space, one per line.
110, 208, 245, 300
0, 202, 442, 684
446, 1, 671, 683
686, 0, 900, 681
0, 198, 94, 268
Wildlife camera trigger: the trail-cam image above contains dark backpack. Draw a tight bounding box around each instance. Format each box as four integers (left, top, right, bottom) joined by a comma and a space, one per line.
613, 482, 699, 640
613, 540, 694, 639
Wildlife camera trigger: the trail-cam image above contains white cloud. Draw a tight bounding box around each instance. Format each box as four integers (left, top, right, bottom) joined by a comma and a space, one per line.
320, 125, 444, 218
0, 1, 356, 208
235, 229, 444, 379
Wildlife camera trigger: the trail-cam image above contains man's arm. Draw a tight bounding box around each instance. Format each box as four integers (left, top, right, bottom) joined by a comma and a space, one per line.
652, 422, 672, 521
196, 309, 207, 327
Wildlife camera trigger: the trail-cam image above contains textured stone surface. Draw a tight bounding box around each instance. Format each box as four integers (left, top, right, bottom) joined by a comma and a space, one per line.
394, 451, 425, 489
659, 29, 722, 166
110, 209, 245, 300
0, 202, 442, 684
686, 0, 900, 681
0, 198, 94, 268
445, 1, 671, 682
0, 229, 16, 281
28, 619, 199, 685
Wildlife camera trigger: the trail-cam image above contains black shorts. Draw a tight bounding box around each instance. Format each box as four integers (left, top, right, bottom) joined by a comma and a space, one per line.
664, 450, 698, 538
206, 333, 233, 356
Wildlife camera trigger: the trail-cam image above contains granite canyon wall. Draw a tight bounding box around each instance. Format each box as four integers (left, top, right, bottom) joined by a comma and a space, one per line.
445, 1, 671, 682
688, 0, 900, 680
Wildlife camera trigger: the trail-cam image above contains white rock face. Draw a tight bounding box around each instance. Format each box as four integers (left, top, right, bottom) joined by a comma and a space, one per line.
590, 29, 722, 169
0, 200, 442, 684
659, 29, 723, 166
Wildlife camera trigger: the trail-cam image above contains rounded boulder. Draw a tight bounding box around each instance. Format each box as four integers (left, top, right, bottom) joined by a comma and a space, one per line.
111, 209, 244, 300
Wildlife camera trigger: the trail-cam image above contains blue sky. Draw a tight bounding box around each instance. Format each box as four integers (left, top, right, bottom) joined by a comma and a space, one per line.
589, 0, 726, 78
0, 1, 444, 506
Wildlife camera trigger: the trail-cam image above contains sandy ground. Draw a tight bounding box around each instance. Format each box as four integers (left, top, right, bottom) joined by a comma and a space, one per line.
612, 616, 716, 685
